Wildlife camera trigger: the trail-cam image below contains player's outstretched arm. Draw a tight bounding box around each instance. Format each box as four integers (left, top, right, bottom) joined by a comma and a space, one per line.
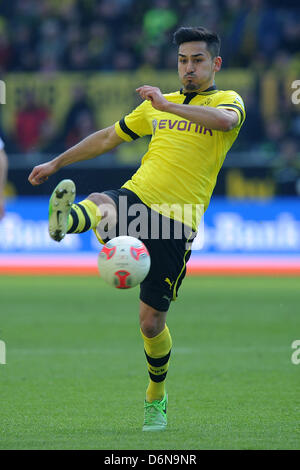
28, 125, 124, 186
136, 85, 239, 132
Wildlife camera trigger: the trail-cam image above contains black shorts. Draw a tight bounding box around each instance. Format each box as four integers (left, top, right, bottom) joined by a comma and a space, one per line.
100, 188, 196, 312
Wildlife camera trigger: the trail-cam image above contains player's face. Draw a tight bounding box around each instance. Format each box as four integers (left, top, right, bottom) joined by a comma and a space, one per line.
178, 41, 221, 92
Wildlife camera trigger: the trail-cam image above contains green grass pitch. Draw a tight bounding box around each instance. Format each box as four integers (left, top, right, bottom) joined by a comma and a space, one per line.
0, 275, 299, 450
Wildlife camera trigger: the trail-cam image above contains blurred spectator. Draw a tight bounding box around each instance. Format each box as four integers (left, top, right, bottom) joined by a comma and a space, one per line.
143, 0, 178, 45
271, 49, 293, 75
11, 23, 37, 71
113, 50, 135, 70
0, 25, 11, 71
86, 23, 113, 70
290, 110, 300, 141
64, 110, 97, 149
68, 44, 91, 71
236, 90, 264, 150
139, 46, 162, 71
15, 91, 54, 153
37, 19, 64, 70
280, 10, 300, 55
95, 0, 126, 30
258, 118, 286, 157
223, 0, 281, 67
62, 86, 96, 149
164, 47, 178, 69
220, 0, 242, 34
272, 138, 300, 195
180, 0, 219, 33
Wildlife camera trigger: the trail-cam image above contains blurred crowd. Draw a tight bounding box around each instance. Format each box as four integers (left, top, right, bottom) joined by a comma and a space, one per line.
0, 0, 299, 175
0, 0, 299, 72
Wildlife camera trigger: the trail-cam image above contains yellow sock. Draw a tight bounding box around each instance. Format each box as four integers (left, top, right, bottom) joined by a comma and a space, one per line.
141, 325, 172, 403
67, 199, 102, 233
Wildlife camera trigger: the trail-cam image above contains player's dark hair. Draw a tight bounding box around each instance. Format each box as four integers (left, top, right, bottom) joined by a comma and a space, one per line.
173, 26, 221, 58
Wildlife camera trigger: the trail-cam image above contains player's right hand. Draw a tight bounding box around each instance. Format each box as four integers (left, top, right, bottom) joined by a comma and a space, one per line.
28, 161, 57, 186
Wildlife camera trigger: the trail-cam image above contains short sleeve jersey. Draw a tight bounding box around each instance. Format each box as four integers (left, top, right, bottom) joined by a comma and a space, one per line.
115, 86, 245, 229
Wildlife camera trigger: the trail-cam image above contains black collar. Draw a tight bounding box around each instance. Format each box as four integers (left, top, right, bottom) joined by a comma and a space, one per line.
180, 84, 217, 95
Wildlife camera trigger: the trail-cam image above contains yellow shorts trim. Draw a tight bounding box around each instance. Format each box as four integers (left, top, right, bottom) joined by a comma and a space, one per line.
93, 228, 105, 245
172, 232, 193, 301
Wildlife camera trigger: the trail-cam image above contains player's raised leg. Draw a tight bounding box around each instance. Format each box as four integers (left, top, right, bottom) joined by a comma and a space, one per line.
140, 301, 171, 431
48, 179, 117, 242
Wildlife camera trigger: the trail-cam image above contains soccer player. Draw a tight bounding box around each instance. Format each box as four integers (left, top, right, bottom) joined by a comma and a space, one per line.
0, 137, 8, 220
28, 27, 246, 431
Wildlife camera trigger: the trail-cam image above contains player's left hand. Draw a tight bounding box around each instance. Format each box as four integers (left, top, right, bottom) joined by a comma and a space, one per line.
136, 86, 170, 112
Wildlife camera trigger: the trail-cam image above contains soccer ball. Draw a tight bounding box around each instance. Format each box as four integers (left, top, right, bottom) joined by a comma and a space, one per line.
97, 236, 151, 289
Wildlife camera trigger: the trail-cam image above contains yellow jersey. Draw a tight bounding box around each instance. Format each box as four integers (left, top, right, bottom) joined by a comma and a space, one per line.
114, 85, 246, 229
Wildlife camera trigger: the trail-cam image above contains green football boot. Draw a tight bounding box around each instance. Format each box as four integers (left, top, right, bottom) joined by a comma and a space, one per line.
142, 393, 168, 431
48, 179, 75, 242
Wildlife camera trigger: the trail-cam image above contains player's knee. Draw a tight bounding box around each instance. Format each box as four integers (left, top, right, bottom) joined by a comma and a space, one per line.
87, 192, 117, 223
88, 192, 108, 207
140, 317, 161, 338
140, 303, 166, 338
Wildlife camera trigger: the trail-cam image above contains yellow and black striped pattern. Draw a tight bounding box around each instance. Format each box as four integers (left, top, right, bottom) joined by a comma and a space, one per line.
67, 199, 101, 234
144, 349, 171, 384
141, 325, 172, 402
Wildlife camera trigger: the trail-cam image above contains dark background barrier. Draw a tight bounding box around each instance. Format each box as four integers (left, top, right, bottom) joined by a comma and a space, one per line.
7, 166, 299, 198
